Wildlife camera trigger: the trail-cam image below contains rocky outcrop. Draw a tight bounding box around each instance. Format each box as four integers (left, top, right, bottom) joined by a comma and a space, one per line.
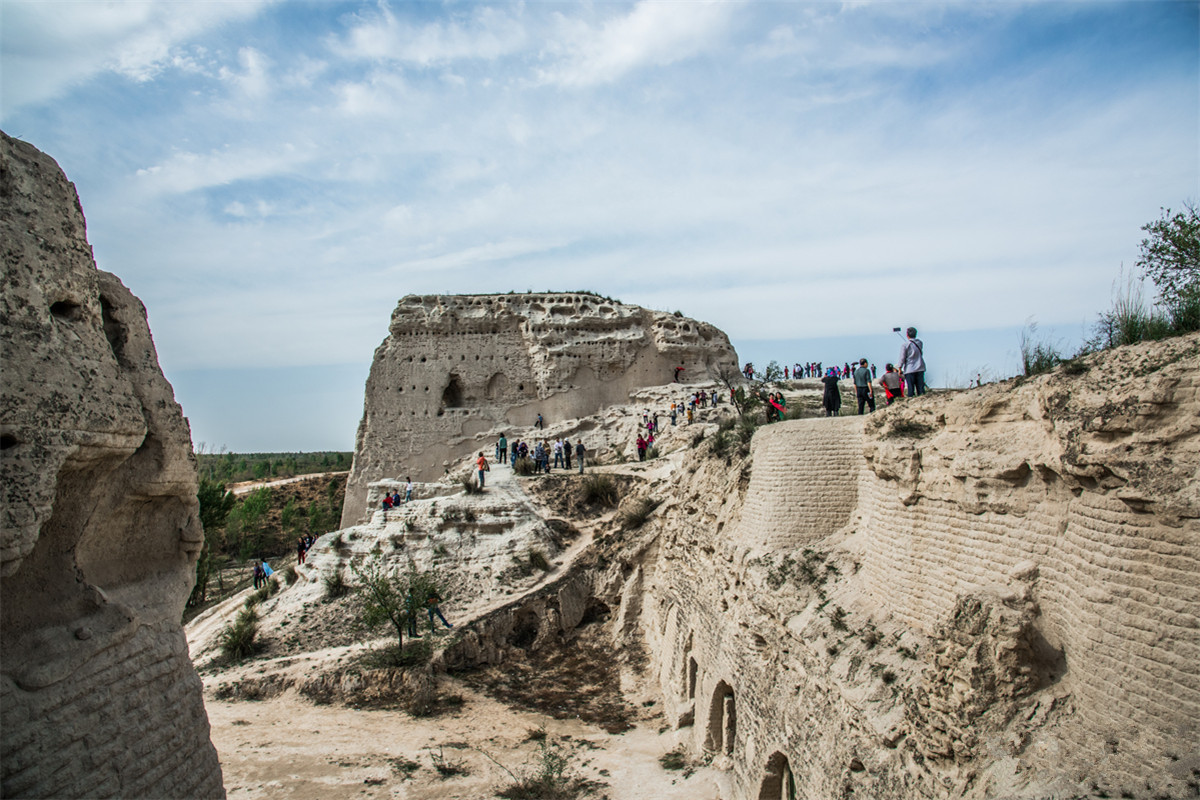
633, 333, 1200, 799
1, 132, 224, 798
341, 293, 738, 526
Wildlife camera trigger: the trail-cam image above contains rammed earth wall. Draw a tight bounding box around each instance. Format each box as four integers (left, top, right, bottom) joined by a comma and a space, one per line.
633, 338, 1199, 799
342, 294, 738, 526
1, 132, 224, 799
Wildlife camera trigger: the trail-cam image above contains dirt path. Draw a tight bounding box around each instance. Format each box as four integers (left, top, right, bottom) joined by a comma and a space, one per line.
229, 471, 349, 496
208, 682, 723, 800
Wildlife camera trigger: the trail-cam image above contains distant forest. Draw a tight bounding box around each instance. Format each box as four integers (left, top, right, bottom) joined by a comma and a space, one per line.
195, 450, 353, 483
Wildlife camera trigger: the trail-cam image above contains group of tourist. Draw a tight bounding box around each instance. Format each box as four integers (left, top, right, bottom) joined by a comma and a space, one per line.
744, 327, 929, 402
493, 433, 588, 475
295, 533, 316, 564
815, 329, 927, 416
251, 558, 274, 588
380, 479, 415, 514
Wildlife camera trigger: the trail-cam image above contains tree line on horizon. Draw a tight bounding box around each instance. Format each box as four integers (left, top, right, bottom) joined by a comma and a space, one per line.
194, 449, 352, 484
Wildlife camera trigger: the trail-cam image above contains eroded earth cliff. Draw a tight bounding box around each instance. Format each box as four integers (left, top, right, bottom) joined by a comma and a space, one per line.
341, 293, 738, 526
192, 323, 1198, 800
1, 132, 224, 798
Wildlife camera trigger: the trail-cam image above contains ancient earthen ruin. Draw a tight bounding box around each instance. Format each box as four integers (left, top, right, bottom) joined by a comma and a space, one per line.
188, 288, 1198, 798
342, 293, 738, 526
1, 133, 224, 798
7, 129, 1196, 800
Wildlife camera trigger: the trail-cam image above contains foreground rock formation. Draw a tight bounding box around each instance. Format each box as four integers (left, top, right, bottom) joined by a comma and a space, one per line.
341, 293, 738, 526
1, 133, 224, 798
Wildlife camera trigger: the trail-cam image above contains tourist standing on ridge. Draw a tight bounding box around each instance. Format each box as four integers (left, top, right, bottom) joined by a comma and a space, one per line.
426, 590, 452, 632
821, 368, 842, 417
535, 413, 544, 430
476, 452, 489, 488
498, 434, 507, 464
674, 365, 684, 382
879, 364, 904, 404
405, 476, 413, 503
900, 326, 927, 396
575, 440, 586, 473
853, 359, 876, 414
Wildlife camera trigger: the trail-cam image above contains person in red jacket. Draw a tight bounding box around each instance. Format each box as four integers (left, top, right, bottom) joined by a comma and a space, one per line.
878, 363, 904, 405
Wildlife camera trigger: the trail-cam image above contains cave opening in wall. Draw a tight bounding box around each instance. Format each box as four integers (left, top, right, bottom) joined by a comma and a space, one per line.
758, 752, 796, 800
442, 374, 464, 408
706, 680, 736, 756
687, 657, 698, 700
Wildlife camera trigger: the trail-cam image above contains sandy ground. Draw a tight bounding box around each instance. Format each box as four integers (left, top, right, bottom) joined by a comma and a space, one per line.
207, 681, 725, 800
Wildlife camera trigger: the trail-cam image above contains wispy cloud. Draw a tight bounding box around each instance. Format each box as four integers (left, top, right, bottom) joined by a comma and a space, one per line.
538, 1, 735, 87
133, 143, 314, 196
0, 0, 274, 116
2, 0, 1195, 447
331, 3, 528, 66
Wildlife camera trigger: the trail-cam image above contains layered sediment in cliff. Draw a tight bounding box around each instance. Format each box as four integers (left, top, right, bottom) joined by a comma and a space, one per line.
634, 333, 1199, 799
1, 132, 224, 798
341, 293, 738, 526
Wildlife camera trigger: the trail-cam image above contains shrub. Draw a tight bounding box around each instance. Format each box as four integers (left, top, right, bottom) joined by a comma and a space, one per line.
829, 606, 848, 631
881, 419, 937, 439
513, 457, 537, 476
862, 625, 881, 649
218, 607, 260, 661
619, 497, 660, 530
581, 473, 618, 506
428, 746, 469, 779
281, 566, 298, 585
323, 569, 349, 599
361, 638, 433, 669
1020, 321, 1062, 376
644, 445, 660, 460
496, 738, 597, 800
461, 476, 484, 495
528, 548, 551, 572
659, 747, 687, 771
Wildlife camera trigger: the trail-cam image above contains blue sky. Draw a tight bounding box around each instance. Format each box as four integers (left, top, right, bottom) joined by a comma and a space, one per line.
3, 1, 1196, 451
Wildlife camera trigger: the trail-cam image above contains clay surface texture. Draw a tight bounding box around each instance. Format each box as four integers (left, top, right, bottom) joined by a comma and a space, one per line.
1, 132, 224, 799
341, 293, 737, 526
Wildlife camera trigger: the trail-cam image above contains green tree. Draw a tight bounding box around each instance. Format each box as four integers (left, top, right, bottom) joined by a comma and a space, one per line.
308, 502, 331, 535
351, 556, 443, 649
189, 479, 236, 606
1138, 203, 1200, 309
762, 360, 784, 383
229, 487, 271, 560
280, 497, 302, 536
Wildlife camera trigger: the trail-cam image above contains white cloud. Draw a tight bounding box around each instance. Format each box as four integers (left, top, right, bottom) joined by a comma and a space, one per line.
539, 1, 735, 87
218, 47, 272, 99
134, 143, 313, 196
332, 4, 528, 66
0, 0, 274, 115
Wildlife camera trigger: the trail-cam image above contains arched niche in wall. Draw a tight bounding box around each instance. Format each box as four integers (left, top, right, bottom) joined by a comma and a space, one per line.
706, 680, 736, 757
758, 752, 796, 800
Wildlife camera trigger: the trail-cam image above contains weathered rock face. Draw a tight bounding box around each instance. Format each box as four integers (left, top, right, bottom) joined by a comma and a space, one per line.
342, 293, 737, 526
633, 333, 1200, 799
1, 132, 224, 798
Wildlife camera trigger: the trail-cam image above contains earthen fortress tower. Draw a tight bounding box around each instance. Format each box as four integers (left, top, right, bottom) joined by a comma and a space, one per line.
342, 293, 737, 526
